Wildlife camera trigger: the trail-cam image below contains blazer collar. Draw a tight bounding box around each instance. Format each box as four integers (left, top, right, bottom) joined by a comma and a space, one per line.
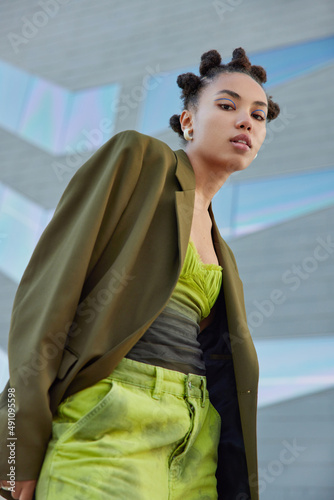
174, 149, 196, 191
173, 149, 196, 268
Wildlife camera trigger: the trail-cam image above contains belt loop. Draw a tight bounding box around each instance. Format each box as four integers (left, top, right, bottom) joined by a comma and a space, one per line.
152, 366, 163, 400
200, 377, 206, 408
185, 374, 191, 400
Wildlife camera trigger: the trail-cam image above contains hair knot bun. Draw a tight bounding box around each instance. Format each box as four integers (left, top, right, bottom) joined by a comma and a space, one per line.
228, 47, 251, 71
177, 72, 201, 94
250, 65, 267, 84
268, 99, 280, 121
199, 50, 222, 76
169, 114, 182, 135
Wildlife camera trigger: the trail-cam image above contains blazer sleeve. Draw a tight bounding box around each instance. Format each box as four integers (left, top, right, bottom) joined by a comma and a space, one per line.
0, 130, 149, 481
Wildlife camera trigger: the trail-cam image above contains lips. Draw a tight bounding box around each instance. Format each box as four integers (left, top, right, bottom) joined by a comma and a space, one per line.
230, 134, 252, 149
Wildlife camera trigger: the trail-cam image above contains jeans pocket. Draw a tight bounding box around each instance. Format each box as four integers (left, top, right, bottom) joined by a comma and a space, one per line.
52, 376, 116, 445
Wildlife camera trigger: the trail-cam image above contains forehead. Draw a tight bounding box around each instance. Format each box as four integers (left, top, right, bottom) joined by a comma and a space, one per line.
202, 72, 267, 104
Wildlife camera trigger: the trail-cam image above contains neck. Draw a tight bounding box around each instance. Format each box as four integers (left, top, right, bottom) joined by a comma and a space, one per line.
185, 149, 231, 211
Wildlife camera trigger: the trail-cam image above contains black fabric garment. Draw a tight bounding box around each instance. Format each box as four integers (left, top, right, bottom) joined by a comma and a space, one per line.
198, 285, 251, 500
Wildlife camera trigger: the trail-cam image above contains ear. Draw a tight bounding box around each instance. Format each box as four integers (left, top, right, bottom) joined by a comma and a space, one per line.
180, 109, 194, 133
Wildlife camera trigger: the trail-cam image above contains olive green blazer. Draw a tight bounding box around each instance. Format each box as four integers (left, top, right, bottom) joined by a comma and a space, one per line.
0, 130, 259, 499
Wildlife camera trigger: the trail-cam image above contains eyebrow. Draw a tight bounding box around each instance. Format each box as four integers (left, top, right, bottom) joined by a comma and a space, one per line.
214, 89, 268, 108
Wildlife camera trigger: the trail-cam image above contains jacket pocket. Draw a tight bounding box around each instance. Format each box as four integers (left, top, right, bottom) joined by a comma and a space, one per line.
56, 346, 79, 380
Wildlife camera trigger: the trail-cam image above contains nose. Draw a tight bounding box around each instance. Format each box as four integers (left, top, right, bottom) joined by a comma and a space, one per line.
236, 115, 252, 131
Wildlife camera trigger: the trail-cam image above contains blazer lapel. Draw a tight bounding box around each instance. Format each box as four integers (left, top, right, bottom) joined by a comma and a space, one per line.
174, 149, 196, 266
209, 204, 250, 349
210, 204, 259, 387
210, 204, 246, 299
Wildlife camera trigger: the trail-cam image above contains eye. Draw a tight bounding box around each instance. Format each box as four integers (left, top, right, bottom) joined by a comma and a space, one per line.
251, 109, 266, 121
214, 97, 236, 110
219, 103, 235, 111
252, 113, 265, 121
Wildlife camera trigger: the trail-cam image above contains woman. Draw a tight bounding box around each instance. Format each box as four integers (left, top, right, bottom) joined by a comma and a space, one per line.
0, 48, 280, 500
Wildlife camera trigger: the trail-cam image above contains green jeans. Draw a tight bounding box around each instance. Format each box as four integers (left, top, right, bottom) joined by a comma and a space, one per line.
36, 357, 221, 499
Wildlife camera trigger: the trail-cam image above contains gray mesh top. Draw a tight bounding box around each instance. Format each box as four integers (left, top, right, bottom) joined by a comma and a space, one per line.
125, 305, 205, 375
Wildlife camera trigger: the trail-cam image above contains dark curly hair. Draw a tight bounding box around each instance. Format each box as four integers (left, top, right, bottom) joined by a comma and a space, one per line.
169, 48, 280, 139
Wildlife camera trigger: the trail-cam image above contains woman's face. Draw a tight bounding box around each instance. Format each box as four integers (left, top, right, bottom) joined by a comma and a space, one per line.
181, 72, 268, 173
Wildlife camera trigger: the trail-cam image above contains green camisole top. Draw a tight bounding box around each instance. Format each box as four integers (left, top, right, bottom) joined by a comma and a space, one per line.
166, 239, 223, 324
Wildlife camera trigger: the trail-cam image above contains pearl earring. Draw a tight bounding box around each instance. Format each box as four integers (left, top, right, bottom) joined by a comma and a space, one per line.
183, 129, 193, 141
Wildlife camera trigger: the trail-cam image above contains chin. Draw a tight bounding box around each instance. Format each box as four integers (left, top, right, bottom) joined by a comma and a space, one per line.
227, 157, 252, 173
